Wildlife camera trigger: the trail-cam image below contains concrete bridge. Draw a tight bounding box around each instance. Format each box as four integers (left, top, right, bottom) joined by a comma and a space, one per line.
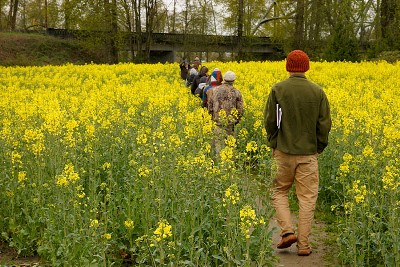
46, 28, 283, 62
146, 32, 282, 62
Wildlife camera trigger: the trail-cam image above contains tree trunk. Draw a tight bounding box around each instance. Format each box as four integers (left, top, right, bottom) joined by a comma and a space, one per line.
121, 0, 135, 61
309, 0, 322, 44
172, 0, 176, 32
237, 0, 244, 60
104, 0, 119, 63
44, 0, 48, 28
64, 0, 70, 29
110, 0, 119, 63
144, 0, 157, 62
183, 0, 189, 59
8, 0, 19, 30
381, 0, 397, 43
293, 0, 305, 49
0, 0, 2, 30
133, 0, 143, 62
13, 0, 19, 29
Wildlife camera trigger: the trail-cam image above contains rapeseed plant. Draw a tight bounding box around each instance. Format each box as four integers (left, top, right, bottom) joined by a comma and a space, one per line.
1, 60, 399, 266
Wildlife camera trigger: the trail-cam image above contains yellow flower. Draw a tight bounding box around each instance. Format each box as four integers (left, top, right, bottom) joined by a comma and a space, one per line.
124, 219, 134, 230
11, 151, 22, 165
223, 184, 240, 206
225, 135, 236, 148
193, 153, 206, 165
362, 145, 374, 157
17, 171, 27, 184
153, 130, 164, 140
90, 219, 99, 228
204, 143, 211, 153
239, 205, 258, 239
253, 120, 262, 129
342, 153, 353, 162
85, 123, 95, 138
56, 175, 69, 187
245, 141, 258, 153
220, 146, 234, 163
136, 133, 148, 144
184, 126, 195, 139
76, 185, 85, 198
240, 205, 256, 220
23, 129, 45, 155
381, 165, 399, 190
102, 162, 111, 170
64, 163, 79, 183
138, 165, 150, 177
238, 128, 248, 139
339, 163, 350, 174
153, 219, 172, 241
102, 233, 112, 240
169, 134, 183, 148
202, 122, 213, 135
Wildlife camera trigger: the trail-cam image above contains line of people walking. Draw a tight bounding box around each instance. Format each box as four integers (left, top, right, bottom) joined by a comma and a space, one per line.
179, 50, 332, 258
180, 57, 244, 157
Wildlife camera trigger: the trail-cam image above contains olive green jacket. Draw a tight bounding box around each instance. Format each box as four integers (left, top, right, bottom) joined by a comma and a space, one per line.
263, 74, 331, 154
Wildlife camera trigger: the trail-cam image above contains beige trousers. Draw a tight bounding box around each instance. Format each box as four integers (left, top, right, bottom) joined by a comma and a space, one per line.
271, 149, 319, 250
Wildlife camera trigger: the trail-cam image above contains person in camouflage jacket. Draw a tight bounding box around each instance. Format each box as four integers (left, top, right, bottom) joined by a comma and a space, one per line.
207, 71, 244, 155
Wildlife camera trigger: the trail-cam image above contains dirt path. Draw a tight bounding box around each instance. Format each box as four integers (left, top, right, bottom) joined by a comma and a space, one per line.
269, 215, 329, 267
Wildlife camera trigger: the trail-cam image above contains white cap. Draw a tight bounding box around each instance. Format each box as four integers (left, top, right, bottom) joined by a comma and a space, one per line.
224, 71, 236, 82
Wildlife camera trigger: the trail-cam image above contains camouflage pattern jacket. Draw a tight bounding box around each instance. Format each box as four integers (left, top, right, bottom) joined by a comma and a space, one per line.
207, 83, 244, 131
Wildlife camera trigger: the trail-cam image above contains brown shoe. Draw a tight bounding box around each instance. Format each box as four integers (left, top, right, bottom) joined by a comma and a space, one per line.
298, 248, 312, 256
277, 234, 297, 249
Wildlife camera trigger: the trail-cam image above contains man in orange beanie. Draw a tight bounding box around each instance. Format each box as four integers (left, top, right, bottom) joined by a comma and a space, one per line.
263, 50, 331, 256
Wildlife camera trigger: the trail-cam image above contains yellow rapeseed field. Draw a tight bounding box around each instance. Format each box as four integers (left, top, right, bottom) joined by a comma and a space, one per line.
0, 61, 399, 266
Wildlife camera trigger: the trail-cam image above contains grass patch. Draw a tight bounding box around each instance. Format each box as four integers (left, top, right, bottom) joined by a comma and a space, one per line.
0, 32, 104, 66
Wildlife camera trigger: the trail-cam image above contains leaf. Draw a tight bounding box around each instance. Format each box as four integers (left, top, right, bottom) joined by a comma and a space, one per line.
212, 254, 228, 263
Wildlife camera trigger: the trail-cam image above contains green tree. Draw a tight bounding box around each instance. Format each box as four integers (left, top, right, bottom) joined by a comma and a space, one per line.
325, 0, 359, 61
62, 0, 82, 29
292, 0, 305, 50
253, 0, 295, 50
104, 0, 119, 63
381, 0, 399, 49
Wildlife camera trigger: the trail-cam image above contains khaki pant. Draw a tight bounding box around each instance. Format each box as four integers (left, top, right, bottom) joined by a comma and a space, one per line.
271, 149, 319, 250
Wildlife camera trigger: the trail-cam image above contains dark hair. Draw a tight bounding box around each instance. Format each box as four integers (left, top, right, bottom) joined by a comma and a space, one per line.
200, 66, 208, 74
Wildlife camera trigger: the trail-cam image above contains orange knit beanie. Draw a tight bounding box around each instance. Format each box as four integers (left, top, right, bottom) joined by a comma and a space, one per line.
286, 50, 310, 73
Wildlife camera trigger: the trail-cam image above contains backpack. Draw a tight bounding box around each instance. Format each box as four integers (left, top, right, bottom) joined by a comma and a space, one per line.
194, 82, 207, 97
186, 73, 196, 87
202, 85, 212, 107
